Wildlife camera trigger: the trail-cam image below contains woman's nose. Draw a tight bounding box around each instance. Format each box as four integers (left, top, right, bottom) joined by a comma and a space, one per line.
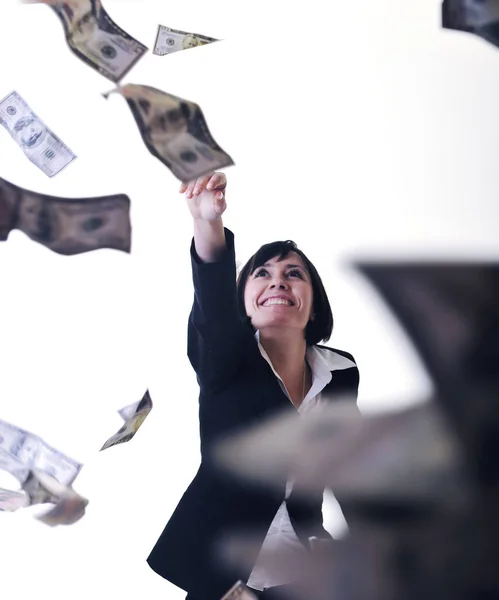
269, 279, 288, 290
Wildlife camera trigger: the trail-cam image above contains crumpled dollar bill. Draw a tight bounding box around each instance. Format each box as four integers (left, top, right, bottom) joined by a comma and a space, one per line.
103, 84, 234, 181
0, 175, 131, 255
22, 469, 88, 526
0, 418, 82, 486
0, 91, 76, 177
100, 390, 152, 451
153, 24, 218, 56
22, 0, 147, 82
442, 0, 499, 49
0, 419, 85, 524
220, 580, 258, 600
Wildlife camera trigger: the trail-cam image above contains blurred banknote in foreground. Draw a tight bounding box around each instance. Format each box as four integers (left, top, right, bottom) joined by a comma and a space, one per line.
357, 261, 499, 481
220, 580, 258, 600
22, 469, 88, 526
23, 0, 147, 82
214, 401, 464, 505
0, 418, 82, 486
0, 91, 76, 177
100, 390, 152, 451
218, 530, 394, 600
0, 176, 131, 255
153, 24, 218, 56
104, 84, 234, 181
442, 0, 499, 48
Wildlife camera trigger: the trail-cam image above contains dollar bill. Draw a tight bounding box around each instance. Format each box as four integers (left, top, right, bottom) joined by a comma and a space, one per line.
100, 390, 152, 451
0, 175, 131, 255
214, 401, 464, 504
0, 91, 76, 177
0, 488, 29, 512
0, 420, 39, 467
35, 440, 82, 486
220, 581, 258, 600
22, 469, 88, 526
218, 532, 394, 600
0, 418, 82, 485
356, 261, 499, 482
153, 24, 218, 56
314, 403, 464, 504
442, 0, 499, 47
104, 84, 234, 181
0, 449, 29, 483
25, 0, 148, 82
214, 400, 363, 492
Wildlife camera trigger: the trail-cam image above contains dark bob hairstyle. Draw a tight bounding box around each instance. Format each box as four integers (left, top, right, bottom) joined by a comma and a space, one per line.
236, 240, 334, 346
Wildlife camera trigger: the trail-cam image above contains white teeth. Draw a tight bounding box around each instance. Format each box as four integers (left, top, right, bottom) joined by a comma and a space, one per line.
263, 298, 292, 306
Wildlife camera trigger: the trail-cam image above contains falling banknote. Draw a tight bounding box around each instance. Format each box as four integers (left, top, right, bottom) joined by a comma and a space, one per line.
0, 175, 131, 255
214, 401, 464, 505
0, 91, 76, 177
153, 24, 218, 56
220, 581, 258, 600
357, 261, 499, 485
22, 469, 88, 526
104, 84, 234, 181
442, 0, 499, 49
24, 0, 148, 82
100, 390, 152, 451
0, 419, 84, 522
0, 418, 82, 487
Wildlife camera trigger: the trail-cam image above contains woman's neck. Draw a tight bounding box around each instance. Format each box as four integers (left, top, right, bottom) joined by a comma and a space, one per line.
258, 329, 310, 405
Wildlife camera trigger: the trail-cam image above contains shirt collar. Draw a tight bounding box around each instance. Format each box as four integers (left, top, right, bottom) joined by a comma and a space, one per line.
254, 330, 355, 385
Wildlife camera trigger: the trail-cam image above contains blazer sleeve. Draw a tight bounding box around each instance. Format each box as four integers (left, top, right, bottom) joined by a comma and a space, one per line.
187, 227, 252, 392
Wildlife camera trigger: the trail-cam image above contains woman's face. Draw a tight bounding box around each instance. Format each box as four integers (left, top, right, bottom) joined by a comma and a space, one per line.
243, 251, 314, 336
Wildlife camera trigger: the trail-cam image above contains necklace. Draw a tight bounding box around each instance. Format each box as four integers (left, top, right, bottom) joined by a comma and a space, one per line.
301, 359, 307, 403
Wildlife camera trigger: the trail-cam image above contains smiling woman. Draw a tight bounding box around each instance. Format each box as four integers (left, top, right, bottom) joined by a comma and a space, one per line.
237, 241, 334, 345
236, 242, 334, 408
146, 171, 360, 600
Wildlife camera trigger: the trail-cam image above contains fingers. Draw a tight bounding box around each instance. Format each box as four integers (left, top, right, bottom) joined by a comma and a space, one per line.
192, 174, 212, 197
213, 194, 227, 216
180, 174, 210, 199
206, 171, 227, 192
179, 172, 226, 198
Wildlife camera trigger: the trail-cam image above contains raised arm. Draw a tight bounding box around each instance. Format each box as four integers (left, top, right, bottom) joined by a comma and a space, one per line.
180, 172, 227, 263
181, 172, 251, 392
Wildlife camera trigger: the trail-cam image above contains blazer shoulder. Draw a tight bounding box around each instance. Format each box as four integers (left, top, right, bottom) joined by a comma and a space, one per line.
316, 344, 357, 366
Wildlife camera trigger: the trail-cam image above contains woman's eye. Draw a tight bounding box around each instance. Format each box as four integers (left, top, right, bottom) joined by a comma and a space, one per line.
254, 268, 269, 277
287, 269, 302, 278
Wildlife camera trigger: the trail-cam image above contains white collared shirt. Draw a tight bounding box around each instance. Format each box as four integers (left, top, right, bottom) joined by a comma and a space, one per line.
246, 332, 355, 591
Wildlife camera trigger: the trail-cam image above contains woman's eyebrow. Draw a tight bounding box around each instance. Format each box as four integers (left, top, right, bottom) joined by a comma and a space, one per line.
261, 262, 306, 271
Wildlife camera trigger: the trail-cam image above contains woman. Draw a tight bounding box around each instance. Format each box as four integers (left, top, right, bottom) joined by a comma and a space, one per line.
147, 172, 359, 600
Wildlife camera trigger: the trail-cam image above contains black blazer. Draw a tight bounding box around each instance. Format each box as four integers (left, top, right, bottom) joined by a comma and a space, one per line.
147, 228, 359, 600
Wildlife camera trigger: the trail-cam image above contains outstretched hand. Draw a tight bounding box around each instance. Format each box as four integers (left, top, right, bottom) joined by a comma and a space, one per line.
180, 172, 227, 221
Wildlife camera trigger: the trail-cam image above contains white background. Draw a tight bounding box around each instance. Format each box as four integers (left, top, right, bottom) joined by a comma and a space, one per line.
0, 0, 498, 598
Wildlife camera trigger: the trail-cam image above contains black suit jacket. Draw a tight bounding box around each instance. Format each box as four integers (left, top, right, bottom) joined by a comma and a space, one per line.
147, 228, 359, 600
